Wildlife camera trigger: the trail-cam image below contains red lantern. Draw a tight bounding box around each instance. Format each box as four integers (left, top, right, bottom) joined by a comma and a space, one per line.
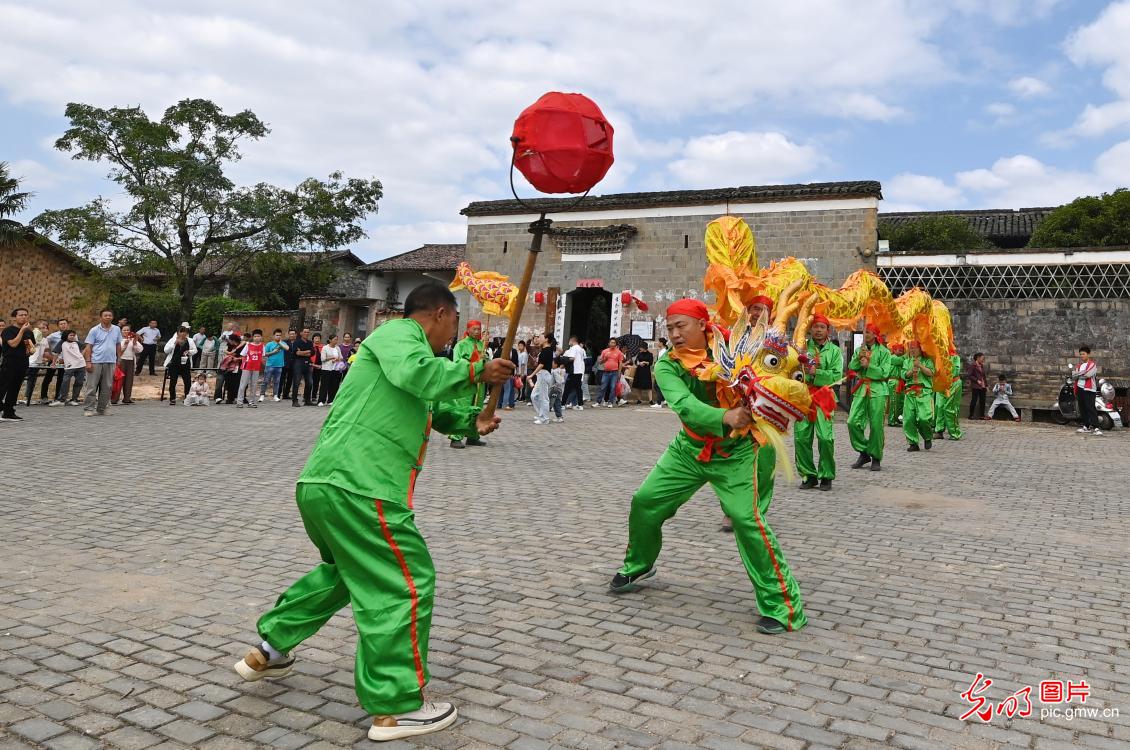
512, 92, 614, 194
621, 291, 632, 305
635, 298, 649, 313
534, 291, 545, 305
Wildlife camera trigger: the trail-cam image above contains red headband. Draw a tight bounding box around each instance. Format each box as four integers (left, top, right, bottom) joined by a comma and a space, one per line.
749, 295, 774, 311
465, 320, 482, 332
865, 323, 881, 336
812, 313, 831, 327
889, 343, 906, 354
666, 298, 710, 322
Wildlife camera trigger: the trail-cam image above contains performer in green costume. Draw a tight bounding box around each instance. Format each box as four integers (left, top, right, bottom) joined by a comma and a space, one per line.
886, 343, 906, 427
900, 340, 936, 452
848, 324, 892, 471
449, 320, 487, 448
233, 284, 514, 743
609, 299, 807, 635
795, 313, 841, 491
934, 350, 964, 440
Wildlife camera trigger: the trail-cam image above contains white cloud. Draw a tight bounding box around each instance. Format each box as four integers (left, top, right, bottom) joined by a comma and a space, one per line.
1008, 76, 1052, 98
950, 0, 1064, 25
885, 173, 963, 210
1065, 1, 1130, 137
821, 93, 907, 122
984, 102, 1017, 126
668, 131, 824, 188
0, 0, 954, 258
953, 146, 1130, 206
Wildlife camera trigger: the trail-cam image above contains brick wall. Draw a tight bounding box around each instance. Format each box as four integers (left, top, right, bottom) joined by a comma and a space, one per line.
949, 298, 1128, 400
465, 206, 876, 343
221, 313, 299, 337
0, 239, 107, 331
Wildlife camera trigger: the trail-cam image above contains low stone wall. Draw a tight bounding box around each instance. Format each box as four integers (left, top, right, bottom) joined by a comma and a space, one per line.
949, 298, 1128, 399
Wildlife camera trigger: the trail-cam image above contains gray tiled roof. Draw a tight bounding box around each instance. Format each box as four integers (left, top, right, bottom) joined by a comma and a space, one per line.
879, 208, 1056, 240
462, 181, 883, 216
364, 244, 465, 272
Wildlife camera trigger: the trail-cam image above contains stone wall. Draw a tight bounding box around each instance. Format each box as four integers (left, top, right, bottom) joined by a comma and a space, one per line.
949, 298, 1128, 399
0, 239, 107, 331
221, 312, 300, 338
465, 206, 876, 344
326, 258, 369, 299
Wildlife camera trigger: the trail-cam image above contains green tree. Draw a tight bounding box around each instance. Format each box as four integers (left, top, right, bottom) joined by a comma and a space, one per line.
878, 215, 990, 253
1028, 189, 1130, 247
33, 99, 382, 320
237, 251, 336, 310
0, 162, 32, 246
193, 295, 257, 335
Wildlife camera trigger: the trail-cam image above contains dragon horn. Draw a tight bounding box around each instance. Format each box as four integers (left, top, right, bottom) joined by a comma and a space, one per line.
771, 279, 806, 333
793, 294, 818, 349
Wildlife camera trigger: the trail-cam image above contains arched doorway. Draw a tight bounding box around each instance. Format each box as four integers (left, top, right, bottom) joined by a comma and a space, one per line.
565, 287, 612, 350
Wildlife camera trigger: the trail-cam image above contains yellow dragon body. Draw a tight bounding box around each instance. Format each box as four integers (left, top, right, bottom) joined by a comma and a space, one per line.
449, 262, 521, 317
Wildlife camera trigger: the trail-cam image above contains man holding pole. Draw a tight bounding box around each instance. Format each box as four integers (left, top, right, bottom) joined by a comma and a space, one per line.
233, 283, 514, 742
848, 324, 892, 472
449, 320, 487, 449
794, 314, 841, 491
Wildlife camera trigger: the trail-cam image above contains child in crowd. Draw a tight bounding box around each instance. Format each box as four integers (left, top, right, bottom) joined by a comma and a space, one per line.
216, 335, 242, 403
236, 330, 265, 408
186, 373, 211, 406
550, 356, 567, 423
53, 330, 86, 405
985, 374, 1020, 422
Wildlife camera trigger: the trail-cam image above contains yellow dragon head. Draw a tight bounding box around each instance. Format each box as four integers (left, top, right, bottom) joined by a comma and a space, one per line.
707, 280, 817, 439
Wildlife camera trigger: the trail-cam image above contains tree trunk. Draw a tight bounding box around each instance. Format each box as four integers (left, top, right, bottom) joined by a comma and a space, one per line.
180, 273, 197, 326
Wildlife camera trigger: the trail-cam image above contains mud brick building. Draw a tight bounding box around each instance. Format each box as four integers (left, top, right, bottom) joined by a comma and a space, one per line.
0, 231, 108, 330
460, 181, 883, 346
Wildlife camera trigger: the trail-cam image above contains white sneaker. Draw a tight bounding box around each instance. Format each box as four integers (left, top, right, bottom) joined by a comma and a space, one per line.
318, 402, 325, 407
66, 400, 80, 406
259, 395, 265, 402
1093, 429, 1104, 436
573, 405, 583, 411
273, 396, 280, 402
650, 403, 661, 408
618, 399, 627, 406
553, 417, 564, 423
533, 418, 548, 425
48, 400, 64, 407
234, 646, 295, 682
368, 702, 457, 742
1077, 427, 1091, 433
215, 397, 223, 404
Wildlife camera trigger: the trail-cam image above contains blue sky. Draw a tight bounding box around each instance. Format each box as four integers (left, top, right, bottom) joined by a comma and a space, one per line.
3, 0, 1130, 261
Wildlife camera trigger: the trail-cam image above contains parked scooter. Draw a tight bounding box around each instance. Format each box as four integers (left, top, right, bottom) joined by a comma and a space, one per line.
1052, 370, 1123, 430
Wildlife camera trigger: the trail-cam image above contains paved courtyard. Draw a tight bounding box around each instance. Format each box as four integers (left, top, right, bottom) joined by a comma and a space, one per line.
1, 401, 1128, 750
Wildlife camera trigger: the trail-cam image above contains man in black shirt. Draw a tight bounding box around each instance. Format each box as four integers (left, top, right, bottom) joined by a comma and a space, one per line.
527, 333, 556, 425
278, 329, 298, 400
291, 328, 315, 407
0, 308, 35, 421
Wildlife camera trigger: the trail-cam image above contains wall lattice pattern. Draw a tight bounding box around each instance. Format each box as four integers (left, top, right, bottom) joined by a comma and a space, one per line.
879, 263, 1130, 300
549, 224, 638, 255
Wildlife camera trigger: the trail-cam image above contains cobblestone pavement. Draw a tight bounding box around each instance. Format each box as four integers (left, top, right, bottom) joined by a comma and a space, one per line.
1, 400, 1128, 750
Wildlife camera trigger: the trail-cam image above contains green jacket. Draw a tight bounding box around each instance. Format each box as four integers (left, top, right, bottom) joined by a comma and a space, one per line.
848, 343, 892, 397
888, 354, 905, 384
900, 355, 936, 394
453, 335, 487, 404
654, 355, 749, 455
805, 339, 842, 388
299, 318, 484, 504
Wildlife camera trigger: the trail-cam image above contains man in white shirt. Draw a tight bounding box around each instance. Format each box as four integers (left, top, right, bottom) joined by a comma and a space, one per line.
563, 335, 587, 410
192, 325, 207, 367
135, 319, 161, 376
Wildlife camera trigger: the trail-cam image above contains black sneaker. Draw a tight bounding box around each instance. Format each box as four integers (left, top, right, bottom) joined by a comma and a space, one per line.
924, 439, 932, 450
799, 476, 818, 490
1, 413, 22, 421
292, 401, 302, 407
850, 452, 871, 469
907, 444, 919, 452
870, 459, 881, 472
608, 567, 656, 593
756, 616, 787, 635
449, 440, 465, 449
818, 479, 832, 491
465, 438, 486, 447
934, 431, 944, 440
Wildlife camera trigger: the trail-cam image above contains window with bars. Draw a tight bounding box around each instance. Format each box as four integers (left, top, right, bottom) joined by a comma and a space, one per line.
550, 224, 638, 255
879, 263, 1130, 300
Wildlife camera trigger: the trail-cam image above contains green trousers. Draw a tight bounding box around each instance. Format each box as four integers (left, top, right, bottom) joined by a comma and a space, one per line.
620, 435, 806, 631
258, 483, 433, 716
795, 410, 835, 480
847, 390, 886, 460
902, 391, 935, 445
935, 383, 964, 438
887, 389, 904, 426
